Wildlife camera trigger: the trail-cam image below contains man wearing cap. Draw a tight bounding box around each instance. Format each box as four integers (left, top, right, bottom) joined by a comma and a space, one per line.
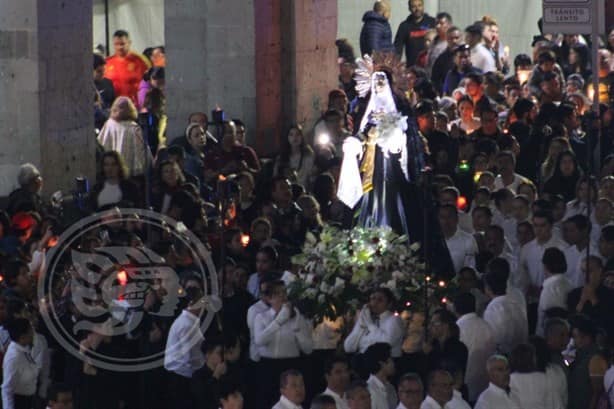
443, 44, 482, 96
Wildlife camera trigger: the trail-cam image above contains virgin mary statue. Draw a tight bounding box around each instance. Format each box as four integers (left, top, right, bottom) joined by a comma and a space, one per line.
337, 70, 418, 238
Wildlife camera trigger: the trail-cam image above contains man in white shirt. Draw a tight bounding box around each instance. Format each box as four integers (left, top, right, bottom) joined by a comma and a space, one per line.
396, 373, 424, 409
254, 280, 313, 406
344, 288, 404, 358
465, 23, 496, 73
323, 356, 351, 409
2, 318, 39, 409
493, 151, 528, 194
246, 274, 277, 362
592, 198, 613, 243
347, 380, 372, 409
475, 355, 519, 409
272, 369, 306, 409
483, 267, 528, 355
164, 281, 206, 409
421, 369, 470, 409
563, 215, 598, 287
518, 211, 568, 300
365, 343, 397, 409
46, 383, 73, 409
485, 225, 518, 279
453, 292, 496, 402
536, 248, 573, 336
439, 205, 478, 273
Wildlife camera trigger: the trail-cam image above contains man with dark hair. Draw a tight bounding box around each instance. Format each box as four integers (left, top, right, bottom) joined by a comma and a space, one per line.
218, 382, 243, 409
431, 26, 462, 93
394, 0, 436, 67
599, 225, 614, 263
310, 394, 337, 409
454, 292, 496, 402
322, 356, 350, 409
346, 380, 371, 409
527, 50, 565, 98
568, 315, 608, 409
104, 30, 150, 103
2, 259, 30, 301
46, 383, 73, 409
359, 0, 394, 56
438, 204, 478, 273
563, 214, 595, 288
442, 44, 482, 95
465, 23, 496, 73
364, 343, 396, 409
519, 211, 568, 305
273, 369, 306, 409
397, 373, 423, 409
93, 53, 115, 111
536, 248, 572, 336
192, 337, 227, 409
483, 264, 528, 354
427, 12, 453, 69
415, 99, 456, 165
2, 318, 37, 409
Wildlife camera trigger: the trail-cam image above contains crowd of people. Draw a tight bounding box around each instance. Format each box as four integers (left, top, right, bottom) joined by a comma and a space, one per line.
0, 0, 614, 408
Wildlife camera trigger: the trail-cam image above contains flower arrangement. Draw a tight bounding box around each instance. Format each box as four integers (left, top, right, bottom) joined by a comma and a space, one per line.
288, 225, 451, 323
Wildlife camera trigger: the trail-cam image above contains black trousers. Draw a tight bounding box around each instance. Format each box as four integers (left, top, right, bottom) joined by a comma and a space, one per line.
167, 371, 194, 409
14, 394, 33, 409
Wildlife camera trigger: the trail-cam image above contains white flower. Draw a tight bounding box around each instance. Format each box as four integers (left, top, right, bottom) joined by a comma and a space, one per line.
392, 270, 406, 280
410, 242, 421, 252
334, 277, 345, 289
305, 274, 315, 285
318, 294, 326, 304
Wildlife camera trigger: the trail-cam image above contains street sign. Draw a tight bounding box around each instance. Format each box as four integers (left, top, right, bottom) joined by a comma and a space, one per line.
542, 0, 605, 34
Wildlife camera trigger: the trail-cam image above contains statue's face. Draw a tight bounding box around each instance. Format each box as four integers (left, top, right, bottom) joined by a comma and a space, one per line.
374, 73, 387, 95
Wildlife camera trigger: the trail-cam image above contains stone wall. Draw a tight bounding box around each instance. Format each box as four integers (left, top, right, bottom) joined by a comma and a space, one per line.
0, 0, 95, 197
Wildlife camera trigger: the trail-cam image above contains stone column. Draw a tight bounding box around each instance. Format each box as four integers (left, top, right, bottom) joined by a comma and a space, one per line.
0, 0, 95, 197
165, 0, 257, 143
255, 0, 338, 154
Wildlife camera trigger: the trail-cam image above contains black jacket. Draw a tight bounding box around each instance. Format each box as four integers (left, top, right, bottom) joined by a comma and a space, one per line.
359, 11, 394, 56
394, 14, 436, 67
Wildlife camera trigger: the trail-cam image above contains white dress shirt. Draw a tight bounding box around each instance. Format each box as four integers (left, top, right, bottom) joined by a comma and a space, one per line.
483, 295, 528, 355
457, 313, 496, 401
367, 374, 397, 409
510, 372, 549, 409
31, 333, 50, 399
254, 305, 313, 359
323, 387, 349, 409
272, 395, 302, 409
247, 273, 261, 298
247, 300, 269, 361
2, 342, 39, 409
565, 243, 599, 288
420, 395, 450, 409
545, 364, 567, 409
536, 274, 572, 336
164, 309, 205, 378
494, 174, 527, 193
471, 43, 497, 73
604, 365, 614, 408
449, 390, 471, 409
445, 228, 478, 273
343, 310, 404, 357
475, 383, 519, 409
518, 235, 568, 295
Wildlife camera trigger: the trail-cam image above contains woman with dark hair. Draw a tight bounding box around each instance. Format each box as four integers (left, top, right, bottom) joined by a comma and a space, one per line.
564, 43, 592, 82
89, 151, 140, 210
509, 343, 549, 408
152, 160, 187, 213
543, 150, 582, 202
274, 125, 315, 189
566, 176, 598, 218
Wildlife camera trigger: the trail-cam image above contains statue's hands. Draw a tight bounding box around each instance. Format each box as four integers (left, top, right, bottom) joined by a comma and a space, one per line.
342, 137, 363, 158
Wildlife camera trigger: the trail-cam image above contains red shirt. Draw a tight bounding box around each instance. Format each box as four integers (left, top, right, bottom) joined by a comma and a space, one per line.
105, 52, 150, 104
